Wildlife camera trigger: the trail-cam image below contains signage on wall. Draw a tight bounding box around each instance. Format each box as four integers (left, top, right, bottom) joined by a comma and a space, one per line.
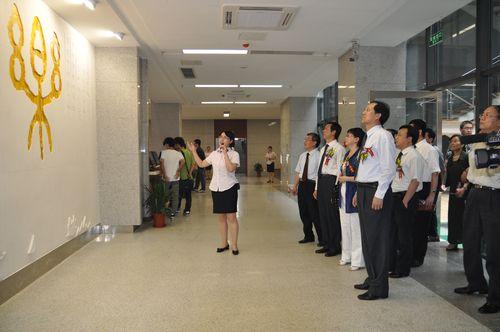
7, 4, 62, 160
429, 31, 443, 47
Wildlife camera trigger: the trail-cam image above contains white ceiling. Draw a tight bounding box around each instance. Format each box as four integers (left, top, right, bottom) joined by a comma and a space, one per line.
44, 0, 472, 119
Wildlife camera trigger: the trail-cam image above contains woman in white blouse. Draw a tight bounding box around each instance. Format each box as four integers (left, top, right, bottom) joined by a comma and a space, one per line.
189, 131, 241, 255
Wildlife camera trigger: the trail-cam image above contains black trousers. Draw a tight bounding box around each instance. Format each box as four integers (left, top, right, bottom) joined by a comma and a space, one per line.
448, 195, 465, 244
178, 179, 193, 212
389, 193, 416, 275
194, 168, 206, 191
357, 184, 393, 297
463, 187, 500, 306
412, 182, 432, 264
297, 180, 322, 241
428, 176, 442, 237
317, 175, 341, 252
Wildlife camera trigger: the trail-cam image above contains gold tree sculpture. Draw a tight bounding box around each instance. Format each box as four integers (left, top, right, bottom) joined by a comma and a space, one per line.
8, 4, 62, 159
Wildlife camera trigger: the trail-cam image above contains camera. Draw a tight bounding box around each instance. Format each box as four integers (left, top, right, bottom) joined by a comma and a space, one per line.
460, 131, 499, 169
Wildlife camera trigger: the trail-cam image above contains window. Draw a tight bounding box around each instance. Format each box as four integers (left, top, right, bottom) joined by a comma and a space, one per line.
427, 1, 477, 85
406, 31, 427, 90
493, 0, 500, 66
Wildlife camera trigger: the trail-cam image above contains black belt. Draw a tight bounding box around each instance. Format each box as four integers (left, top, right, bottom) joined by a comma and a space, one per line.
356, 181, 378, 189
393, 191, 406, 197
471, 184, 498, 191
318, 174, 336, 179
299, 179, 316, 183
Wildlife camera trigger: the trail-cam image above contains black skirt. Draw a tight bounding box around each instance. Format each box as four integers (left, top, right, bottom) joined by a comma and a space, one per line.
267, 162, 275, 172
212, 184, 239, 214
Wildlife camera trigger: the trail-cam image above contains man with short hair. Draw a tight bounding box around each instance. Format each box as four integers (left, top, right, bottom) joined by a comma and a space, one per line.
193, 139, 206, 193
353, 101, 397, 300
409, 119, 441, 267
175, 137, 196, 216
160, 137, 184, 218
460, 120, 474, 153
424, 128, 444, 242
455, 106, 500, 314
389, 125, 424, 278
292, 133, 322, 245
314, 122, 345, 256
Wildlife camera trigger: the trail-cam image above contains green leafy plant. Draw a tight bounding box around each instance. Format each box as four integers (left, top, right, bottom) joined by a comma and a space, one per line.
254, 162, 263, 173
144, 181, 168, 214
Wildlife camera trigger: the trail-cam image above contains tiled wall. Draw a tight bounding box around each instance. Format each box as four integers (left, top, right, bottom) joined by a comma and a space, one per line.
96, 47, 141, 226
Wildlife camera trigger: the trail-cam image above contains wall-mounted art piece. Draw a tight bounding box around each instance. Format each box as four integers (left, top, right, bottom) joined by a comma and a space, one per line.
7, 4, 62, 160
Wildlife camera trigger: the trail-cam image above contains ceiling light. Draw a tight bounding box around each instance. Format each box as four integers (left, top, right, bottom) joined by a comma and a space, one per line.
239, 84, 282, 88
82, 0, 97, 10
348, 102, 356, 105
338, 85, 347, 89
183, 49, 248, 55
201, 101, 234, 105
195, 84, 238, 88
223, 112, 230, 118
235, 101, 267, 104
105, 31, 125, 40
348, 86, 355, 89
268, 121, 277, 126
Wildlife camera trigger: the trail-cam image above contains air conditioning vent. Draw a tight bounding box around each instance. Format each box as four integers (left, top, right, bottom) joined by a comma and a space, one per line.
180, 68, 196, 79
222, 5, 298, 30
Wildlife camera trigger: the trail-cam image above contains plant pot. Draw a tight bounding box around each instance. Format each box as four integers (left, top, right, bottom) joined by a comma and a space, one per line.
153, 213, 166, 228
256, 172, 262, 177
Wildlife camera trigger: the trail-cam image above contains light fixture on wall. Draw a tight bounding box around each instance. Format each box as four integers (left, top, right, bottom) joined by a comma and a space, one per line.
268, 121, 277, 126
112, 32, 125, 40
223, 112, 230, 118
82, 0, 97, 10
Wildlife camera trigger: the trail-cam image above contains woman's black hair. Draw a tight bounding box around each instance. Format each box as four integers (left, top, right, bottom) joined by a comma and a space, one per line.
174, 137, 186, 148
163, 137, 176, 148
347, 127, 366, 148
220, 130, 236, 147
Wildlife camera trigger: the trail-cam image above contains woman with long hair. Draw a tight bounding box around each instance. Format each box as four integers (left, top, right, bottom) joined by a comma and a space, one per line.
189, 131, 241, 255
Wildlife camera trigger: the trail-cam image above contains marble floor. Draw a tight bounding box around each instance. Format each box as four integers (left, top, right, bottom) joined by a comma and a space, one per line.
0, 178, 495, 331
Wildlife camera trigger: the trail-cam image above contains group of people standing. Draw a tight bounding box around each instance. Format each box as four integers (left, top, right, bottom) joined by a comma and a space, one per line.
292, 101, 500, 314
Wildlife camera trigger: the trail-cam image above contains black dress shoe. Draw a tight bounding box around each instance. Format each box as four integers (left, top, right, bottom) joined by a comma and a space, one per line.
317, 242, 326, 247
354, 283, 369, 290
454, 286, 488, 295
389, 272, 409, 279
216, 244, 229, 253
357, 291, 388, 301
232, 249, 239, 255
478, 302, 500, 314
315, 247, 328, 254
298, 238, 315, 244
325, 251, 340, 257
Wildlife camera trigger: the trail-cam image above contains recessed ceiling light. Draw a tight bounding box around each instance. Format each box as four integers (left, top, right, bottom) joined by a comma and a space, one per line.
239, 85, 282, 88
235, 101, 267, 104
195, 84, 238, 88
201, 101, 234, 105
348, 85, 355, 89
338, 85, 347, 89
82, 0, 97, 10
223, 112, 230, 118
183, 49, 248, 55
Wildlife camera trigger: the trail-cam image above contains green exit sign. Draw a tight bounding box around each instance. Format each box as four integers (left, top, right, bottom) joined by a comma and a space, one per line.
429, 31, 443, 46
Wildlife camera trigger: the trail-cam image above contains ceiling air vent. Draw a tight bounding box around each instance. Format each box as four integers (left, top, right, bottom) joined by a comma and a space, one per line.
180, 68, 196, 79
223, 5, 298, 30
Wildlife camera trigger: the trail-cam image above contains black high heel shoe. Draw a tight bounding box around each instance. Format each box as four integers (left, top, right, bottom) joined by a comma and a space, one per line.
217, 244, 229, 253
232, 249, 239, 255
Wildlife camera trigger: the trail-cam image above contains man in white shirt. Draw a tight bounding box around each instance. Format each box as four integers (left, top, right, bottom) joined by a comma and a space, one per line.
454, 105, 500, 314
314, 122, 345, 256
409, 119, 441, 267
291, 133, 322, 245
353, 101, 396, 300
160, 137, 185, 217
389, 125, 424, 279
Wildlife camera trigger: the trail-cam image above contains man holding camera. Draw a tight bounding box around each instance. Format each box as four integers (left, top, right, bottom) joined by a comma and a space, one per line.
454, 105, 500, 314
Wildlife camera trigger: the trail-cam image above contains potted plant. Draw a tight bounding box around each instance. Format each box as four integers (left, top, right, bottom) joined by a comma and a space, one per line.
145, 181, 168, 228
254, 162, 263, 177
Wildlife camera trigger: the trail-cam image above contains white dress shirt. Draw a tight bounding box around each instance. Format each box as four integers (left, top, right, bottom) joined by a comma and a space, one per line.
317, 140, 345, 177
205, 148, 240, 192
391, 146, 424, 193
356, 125, 397, 199
467, 142, 500, 188
295, 149, 320, 182
415, 139, 441, 182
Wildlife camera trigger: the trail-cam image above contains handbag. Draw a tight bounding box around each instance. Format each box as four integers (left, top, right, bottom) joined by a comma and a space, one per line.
416, 199, 434, 212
